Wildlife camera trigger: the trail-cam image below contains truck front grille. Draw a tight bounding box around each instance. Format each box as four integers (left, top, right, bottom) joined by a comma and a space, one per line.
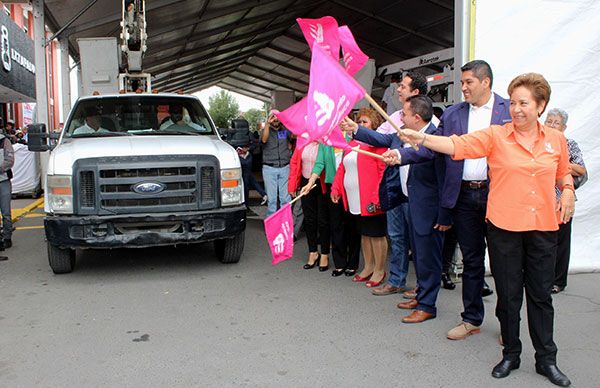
200, 166, 215, 203
73, 155, 220, 215
79, 171, 96, 208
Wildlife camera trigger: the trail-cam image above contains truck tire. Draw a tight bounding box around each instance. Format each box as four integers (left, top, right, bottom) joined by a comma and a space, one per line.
214, 232, 244, 264
47, 243, 76, 274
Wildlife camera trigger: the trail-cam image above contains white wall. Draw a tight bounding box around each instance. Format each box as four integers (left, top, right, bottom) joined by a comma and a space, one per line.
475, 0, 600, 271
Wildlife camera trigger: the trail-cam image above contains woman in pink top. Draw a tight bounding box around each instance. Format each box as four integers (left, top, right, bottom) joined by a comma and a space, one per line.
289, 141, 331, 271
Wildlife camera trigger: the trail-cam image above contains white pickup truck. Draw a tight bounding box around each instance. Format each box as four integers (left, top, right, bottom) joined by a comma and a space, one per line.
28, 93, 246, 273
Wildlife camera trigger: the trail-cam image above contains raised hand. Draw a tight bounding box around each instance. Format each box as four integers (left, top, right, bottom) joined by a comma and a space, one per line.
382, 149, 400, 166
339, 116, 357, 133
398, 128, 424, 146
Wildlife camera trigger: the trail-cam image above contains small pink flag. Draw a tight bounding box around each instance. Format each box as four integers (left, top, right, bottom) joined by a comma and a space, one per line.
297, 16, 340, 60
264, 203, 294, 265
306, 44, 365, 143
338, 25, 369, 76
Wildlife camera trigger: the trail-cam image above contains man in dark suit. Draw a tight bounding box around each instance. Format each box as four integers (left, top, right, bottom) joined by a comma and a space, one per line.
438, 60, 513, 340
345, 95, 446, 323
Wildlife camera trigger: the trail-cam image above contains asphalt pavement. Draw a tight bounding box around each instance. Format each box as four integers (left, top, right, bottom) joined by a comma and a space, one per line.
1, 199, 599, 387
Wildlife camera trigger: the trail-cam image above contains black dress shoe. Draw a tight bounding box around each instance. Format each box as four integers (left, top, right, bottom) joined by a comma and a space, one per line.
491, 358, 520, 378
536, 364, 571, 387
331, 269, 345, 277
3, 239, 11, 249
441, 273, 456, 290
482, 281, 494, 297
551, 285, 564, 294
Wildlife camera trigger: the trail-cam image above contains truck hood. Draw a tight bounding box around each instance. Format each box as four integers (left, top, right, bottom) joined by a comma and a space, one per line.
48, 135, 239, 175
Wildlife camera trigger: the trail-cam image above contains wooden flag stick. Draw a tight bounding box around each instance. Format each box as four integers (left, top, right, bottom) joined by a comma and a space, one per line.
290, 184, 317, 205
363, 93, 419, 151
351, 146, 384, 160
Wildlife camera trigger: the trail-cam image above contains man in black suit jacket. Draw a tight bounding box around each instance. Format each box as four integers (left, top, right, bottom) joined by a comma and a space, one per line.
349, 96, 446, 324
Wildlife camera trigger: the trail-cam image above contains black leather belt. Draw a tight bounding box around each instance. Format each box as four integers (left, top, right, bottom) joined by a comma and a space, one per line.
263, 163, 288, 168
461, 180, 488, 189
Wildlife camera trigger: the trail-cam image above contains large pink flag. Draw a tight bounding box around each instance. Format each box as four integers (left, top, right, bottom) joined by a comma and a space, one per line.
297, 16, 340, 60
306, 44, 365, 143
273, 97, 351, 150
338, 25, 369, 76
264, 203, 294, 265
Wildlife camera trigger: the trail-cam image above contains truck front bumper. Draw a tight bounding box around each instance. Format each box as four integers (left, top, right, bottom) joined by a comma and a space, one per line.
44, 207, 246, 249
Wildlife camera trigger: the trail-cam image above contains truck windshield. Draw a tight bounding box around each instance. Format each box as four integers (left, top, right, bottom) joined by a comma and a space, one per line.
65, 96, 215, 137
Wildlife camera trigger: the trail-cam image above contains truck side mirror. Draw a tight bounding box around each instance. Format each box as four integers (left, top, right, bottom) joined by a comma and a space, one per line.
27, 124, 60, 152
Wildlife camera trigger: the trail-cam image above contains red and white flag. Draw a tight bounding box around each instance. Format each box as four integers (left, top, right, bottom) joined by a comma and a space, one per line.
264, 204, 294, 265
297, 16, 340, 60
338, 25, 369, 76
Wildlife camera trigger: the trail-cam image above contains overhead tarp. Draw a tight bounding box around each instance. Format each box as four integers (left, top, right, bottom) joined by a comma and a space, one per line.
474, 0, 600, 272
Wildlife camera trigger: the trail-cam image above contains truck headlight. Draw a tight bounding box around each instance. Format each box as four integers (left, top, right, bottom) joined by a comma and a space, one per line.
47, 175, 73, 214
220, 168, 243, 206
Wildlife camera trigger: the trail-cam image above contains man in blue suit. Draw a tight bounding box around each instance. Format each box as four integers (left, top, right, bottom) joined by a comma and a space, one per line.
438, 60, 513, 340
344, 95, 446, 323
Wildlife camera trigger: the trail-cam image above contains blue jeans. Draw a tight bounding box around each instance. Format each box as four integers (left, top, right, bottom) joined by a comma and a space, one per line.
262, 164, 291, 216
387, 202, 410, 288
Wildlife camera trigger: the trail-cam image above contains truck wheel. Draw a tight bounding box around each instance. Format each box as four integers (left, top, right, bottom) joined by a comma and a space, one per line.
47, 243, 76, 274
214, 232, 244, 264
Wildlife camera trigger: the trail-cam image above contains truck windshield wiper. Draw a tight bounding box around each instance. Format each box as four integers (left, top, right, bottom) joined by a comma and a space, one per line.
70, 132, 133, 137
135, 130, 201, 136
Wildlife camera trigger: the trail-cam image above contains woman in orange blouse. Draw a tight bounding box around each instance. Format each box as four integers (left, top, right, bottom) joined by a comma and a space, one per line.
396, 73, 574, 387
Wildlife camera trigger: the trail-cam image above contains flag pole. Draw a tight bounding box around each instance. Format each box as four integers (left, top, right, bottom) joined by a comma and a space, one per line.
363, 93, 419, 151
290, 184, 317, 204
351, 146, 384, 160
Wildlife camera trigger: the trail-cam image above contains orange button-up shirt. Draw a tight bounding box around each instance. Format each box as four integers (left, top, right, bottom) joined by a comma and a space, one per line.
451, 122, 570, 232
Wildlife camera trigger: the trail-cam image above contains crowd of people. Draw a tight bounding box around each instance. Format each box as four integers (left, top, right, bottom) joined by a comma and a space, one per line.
256, 60, 585, 387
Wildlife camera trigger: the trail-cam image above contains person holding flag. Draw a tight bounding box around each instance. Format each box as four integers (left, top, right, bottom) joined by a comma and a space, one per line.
288, 141, 331, 271
299, 128, 360, 277
331, 108, 388, 287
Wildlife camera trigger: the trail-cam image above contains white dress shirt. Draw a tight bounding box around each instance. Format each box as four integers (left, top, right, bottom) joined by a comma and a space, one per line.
399, 122, 431, 197
462, 94, 494, 181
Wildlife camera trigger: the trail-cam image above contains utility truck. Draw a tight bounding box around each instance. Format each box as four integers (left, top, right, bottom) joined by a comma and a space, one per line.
28, 1, 246, 273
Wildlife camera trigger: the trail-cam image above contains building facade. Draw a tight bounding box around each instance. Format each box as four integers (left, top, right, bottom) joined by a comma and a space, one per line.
0, 1, 60, 132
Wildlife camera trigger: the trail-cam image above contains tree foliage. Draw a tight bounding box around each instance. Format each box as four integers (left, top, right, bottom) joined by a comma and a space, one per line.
243, 108, 267, 132
208, 90, 240, 128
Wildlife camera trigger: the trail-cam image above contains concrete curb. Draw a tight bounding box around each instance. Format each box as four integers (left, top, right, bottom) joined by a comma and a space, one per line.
12, 197, 44, 223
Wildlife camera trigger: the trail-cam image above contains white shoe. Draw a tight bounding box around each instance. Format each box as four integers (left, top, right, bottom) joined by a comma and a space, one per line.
260, 195, 268, 205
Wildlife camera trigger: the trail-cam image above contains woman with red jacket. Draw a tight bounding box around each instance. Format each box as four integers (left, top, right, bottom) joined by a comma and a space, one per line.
331, 108, 388, 287
288, 141, 330, 271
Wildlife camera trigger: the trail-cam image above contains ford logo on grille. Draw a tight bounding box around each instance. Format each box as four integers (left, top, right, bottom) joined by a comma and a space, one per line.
132, 182, 165, 194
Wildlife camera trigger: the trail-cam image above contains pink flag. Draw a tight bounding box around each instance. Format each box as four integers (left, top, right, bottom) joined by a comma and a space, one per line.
264, 203, 294, 265
306, 44, 365, 144
338, 25, 369, 76
273, 97, 351, 150
297, 16, 340, 60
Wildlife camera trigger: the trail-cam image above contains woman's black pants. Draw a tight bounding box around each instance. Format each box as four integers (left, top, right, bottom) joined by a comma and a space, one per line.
300, 178, 330, 255
487, 222, 558, 365
329, 200, 361, 270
